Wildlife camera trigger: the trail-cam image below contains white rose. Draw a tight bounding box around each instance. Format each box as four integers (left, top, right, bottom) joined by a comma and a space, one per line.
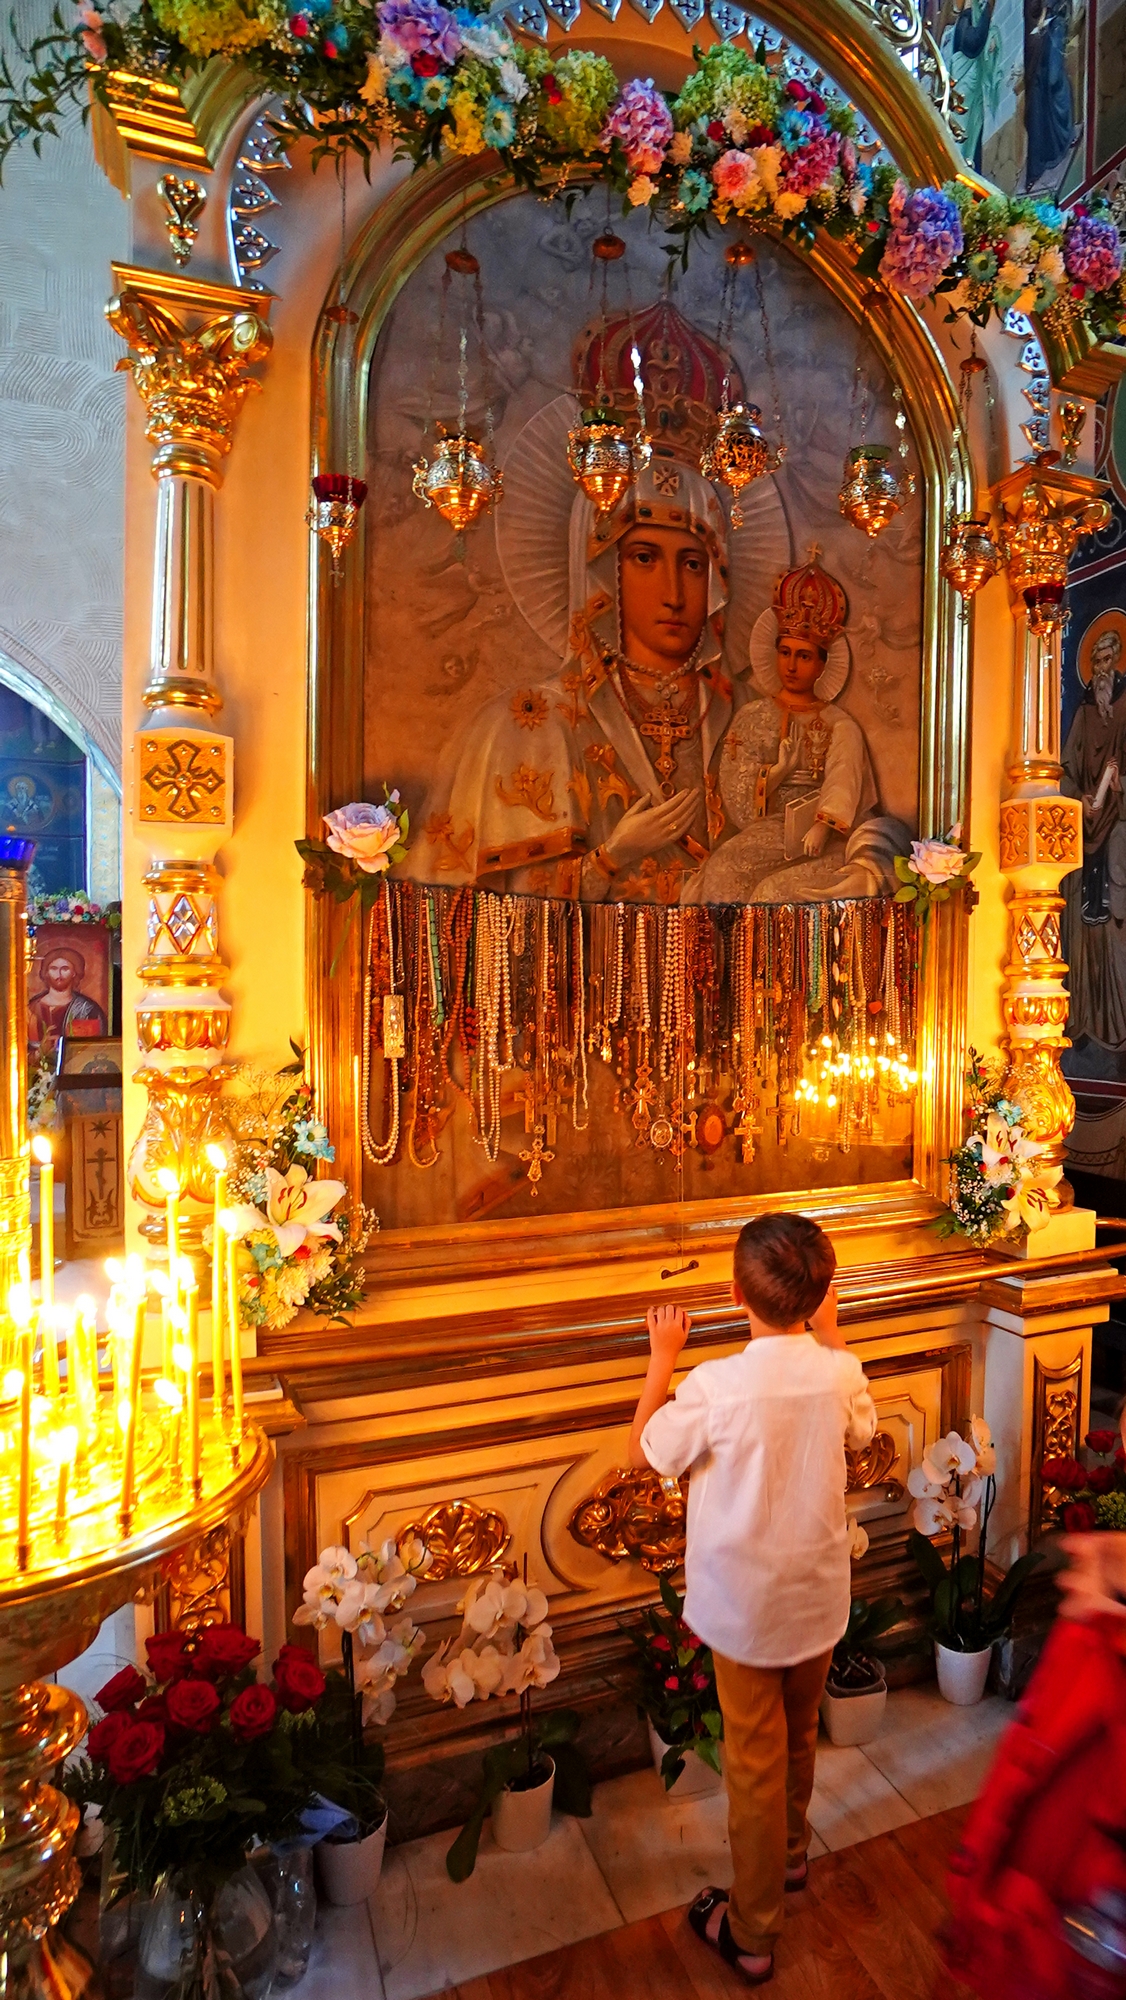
323, 799, 402, 874
908, 837, 965, 887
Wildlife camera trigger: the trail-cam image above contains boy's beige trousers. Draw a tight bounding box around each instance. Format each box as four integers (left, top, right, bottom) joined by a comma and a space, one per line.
712, 1645, 834, 1954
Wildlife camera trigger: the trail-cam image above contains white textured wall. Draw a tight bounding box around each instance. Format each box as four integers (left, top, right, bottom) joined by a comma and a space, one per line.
0, 12, 128, 772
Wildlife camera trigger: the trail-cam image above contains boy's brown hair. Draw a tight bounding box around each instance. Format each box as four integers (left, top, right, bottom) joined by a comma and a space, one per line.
733, 1212, 836, 1328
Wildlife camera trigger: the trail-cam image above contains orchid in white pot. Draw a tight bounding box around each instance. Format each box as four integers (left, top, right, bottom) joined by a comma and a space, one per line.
908, 1418, 1041, 1699
422, 1564, 591, 1880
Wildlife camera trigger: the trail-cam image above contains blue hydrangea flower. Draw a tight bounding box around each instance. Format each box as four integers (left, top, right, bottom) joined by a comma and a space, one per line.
995, 1098, 1023, 1126
1033, 201, 1066, 232
294, 1118, 336, 1161
483, 96, 516, 148
245, 1169, 269, 1207
777, 105, 812, 153
677, 168, 711, 214
388, 67, 422, 107
418, 74, 450, 112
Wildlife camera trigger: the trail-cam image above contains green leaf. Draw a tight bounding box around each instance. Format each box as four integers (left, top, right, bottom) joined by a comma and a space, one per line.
908, 1528, 947, 1596
894, 885, 918, 903
658, 1576, 682, 1620
893, 856, 916, 882
702, 1709, 723, 1737
984, 1549, 1044, 1635
694, 1735, 722, 1774
538, 1708, 581, 1748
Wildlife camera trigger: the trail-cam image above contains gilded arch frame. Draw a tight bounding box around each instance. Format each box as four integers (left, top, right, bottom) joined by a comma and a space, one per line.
306, 29, 974, 1279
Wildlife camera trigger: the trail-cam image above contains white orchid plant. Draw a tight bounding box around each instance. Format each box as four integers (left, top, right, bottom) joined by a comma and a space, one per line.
908, 1417, 1041, 1653
219, 1057, 377, 1329
422, 1564, 590, 1883
293, 1538, 431, 1726
942, 1050, 1062, 1247
893, 823, 980, 921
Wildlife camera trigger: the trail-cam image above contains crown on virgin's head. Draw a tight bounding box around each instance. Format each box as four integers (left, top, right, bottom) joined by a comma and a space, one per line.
573, 300, 741, 465
772, 546, 849, 648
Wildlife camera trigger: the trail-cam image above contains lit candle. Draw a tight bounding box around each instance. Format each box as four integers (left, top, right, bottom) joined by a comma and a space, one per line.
119, 1293, 145, 1528
12, 1286, 33, 1569
222, 1222, 244, 1460
157, 1167, 182, 1296
38, 1305, 59, 1400
49, 1424, 77, 1538
31, 1137, 53, 1319
183, 1269, 201, 1499
205, 1145, 227, 1420
73, 1296, 98, 1451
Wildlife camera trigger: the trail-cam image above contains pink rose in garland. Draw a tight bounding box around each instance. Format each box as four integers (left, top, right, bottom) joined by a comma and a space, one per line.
600, 77, 673, 175
323, 797, 407, 875
880, 185, 963, 301
1063, 212, 1123, 293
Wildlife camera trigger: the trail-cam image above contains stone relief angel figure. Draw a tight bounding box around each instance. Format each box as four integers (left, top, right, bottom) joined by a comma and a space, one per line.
684, 550, 910, 905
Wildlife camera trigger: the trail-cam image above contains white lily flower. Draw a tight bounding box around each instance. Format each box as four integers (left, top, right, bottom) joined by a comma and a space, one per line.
501, 1624, 560, 1694
847, 1518, 869, 1561
970, 1416, 996, 1476
1002, 1166, 1062, 1234
907, 1465, 946, 1500
914, 1491, 977, 1537
260, 1164, 347, 1257
923, 1432, 978, 1483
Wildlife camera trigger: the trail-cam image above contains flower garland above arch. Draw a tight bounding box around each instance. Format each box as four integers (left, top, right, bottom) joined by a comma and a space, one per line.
3, 3, 1124, 344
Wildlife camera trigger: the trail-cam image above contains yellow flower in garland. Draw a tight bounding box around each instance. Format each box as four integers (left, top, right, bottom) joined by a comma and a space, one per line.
445, 86, 487, 156
150, 0, 285, 56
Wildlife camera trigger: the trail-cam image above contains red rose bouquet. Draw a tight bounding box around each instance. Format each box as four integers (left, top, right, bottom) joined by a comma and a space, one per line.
1041, 1426, 1126, 1533
65, 1623, 333, 1896
630, 1576, 722, 1789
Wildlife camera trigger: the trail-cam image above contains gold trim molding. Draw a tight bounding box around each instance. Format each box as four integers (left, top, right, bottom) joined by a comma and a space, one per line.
1030, 1350, 1083, 1541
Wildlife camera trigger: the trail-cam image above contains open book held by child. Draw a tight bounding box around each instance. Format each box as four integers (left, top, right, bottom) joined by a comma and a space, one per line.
629, 1210, 876, 1987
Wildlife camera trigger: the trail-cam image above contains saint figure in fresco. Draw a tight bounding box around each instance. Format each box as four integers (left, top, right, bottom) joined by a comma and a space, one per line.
1023, 0, 1076, 187
684, 553, 907, 905
28, 944, 106, 1050
1063, 612, 1126, 1048
937, 0, 1001, 174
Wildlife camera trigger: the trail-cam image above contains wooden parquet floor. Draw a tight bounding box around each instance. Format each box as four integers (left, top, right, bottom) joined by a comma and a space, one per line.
434, 1806, 977, 2000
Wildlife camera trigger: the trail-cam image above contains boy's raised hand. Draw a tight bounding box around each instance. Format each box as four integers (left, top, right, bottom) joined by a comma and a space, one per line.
808, 1281, 845, 1349
647, 1303, 691, 1367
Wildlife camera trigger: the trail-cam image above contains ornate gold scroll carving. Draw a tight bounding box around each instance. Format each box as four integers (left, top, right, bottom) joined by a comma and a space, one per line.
845, 1430, 904, 1499
1030, 1351, 1084, 1541
395, 1498, 511, 1581
568, 1469, 688, 1575
156, 1521, 246, 1633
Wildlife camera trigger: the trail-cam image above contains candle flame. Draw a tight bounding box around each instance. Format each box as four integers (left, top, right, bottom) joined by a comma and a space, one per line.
3, 1369, 23, 1400
44, 1424, 78, 1465
154, 1378, 183, 1411
156, 1168, 181, 1196
205, 1144, 228, 1170
8, 1283, 33, 1327
31, 1136, 53, 1165
172, 1342, 192, 1373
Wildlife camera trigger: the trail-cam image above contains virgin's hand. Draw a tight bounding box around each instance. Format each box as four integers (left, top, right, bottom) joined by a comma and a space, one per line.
803, 819, 830, 857
604, 791, 699, 870
647, 1303, 691, 1368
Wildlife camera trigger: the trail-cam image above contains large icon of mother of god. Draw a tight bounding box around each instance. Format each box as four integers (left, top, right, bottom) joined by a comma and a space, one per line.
409, 301, 905, 904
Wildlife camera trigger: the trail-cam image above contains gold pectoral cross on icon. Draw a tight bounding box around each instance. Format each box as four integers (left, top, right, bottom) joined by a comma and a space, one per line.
637, 702, 692, 796
519, 1125, 555, 1195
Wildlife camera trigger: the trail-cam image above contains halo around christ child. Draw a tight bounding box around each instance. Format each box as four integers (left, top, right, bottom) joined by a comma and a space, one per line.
749, 544, 852, 702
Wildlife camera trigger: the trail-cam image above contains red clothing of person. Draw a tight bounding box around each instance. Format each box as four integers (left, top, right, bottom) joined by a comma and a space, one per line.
944, 1615, 1126, 2000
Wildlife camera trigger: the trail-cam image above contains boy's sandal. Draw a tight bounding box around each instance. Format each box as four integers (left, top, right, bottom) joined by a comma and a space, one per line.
687, 1889, 775, 1987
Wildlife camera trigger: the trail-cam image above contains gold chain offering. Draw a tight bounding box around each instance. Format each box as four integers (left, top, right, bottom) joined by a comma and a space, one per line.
360, 886, 918, 1189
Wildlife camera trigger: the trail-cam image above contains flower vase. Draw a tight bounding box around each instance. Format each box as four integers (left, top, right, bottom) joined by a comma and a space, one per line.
252, 1844, 316, 1988
491, 1754, 555, 1852
134, 1865, 278, 2000
316, 1814, 388, 1907
819, 1675, 888, 1747
647, 1722, 724, 1799
935, 1641, 992, 1706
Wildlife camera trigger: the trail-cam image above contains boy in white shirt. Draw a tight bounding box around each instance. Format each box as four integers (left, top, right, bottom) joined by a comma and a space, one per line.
629, 1211, 877, 1987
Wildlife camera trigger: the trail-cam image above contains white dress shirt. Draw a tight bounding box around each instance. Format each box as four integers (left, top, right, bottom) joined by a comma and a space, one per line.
641, 1334, 878, 1669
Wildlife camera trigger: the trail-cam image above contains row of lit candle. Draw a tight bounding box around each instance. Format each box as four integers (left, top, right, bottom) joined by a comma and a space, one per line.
13, 1137, 250, 1572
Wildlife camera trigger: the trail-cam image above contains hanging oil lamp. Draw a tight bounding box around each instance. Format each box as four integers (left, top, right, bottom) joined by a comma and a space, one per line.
700, 239, 785, 528
307, 160, 367, 581
939, 513, 1002, 598
939, 344, 1001, 597
838, 446, 915, 537
308, 473, 369, 577
413, 241, 503, 536
567, 230, 650, 515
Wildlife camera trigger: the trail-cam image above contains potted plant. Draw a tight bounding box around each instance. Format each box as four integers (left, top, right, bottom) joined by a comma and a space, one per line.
909, 1416, 1042, 1704
630, 1577, 723, 1797
64, 1623, 332, 2000
291, 1537, 429, 1903
423, 1563, 591, 1878
820, 1595, 906, 1746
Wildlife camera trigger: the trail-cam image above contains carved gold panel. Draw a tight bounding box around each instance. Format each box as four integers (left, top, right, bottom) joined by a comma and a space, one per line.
137, 730, 230, 828
568, 1469, 687, 1575
999, 801, 1031, 871
390, 1497, 511, 1581
1033, 798, 1081, 867
1030, 1350, 1084, 1542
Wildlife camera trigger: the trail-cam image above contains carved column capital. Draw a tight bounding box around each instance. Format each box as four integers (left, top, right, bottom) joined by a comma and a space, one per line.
106, 264, 272, 483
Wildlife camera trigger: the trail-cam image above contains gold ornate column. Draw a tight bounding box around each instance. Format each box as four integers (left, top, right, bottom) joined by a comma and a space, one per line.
994, 462, 1110, 1206
107, 266, 272, 1242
